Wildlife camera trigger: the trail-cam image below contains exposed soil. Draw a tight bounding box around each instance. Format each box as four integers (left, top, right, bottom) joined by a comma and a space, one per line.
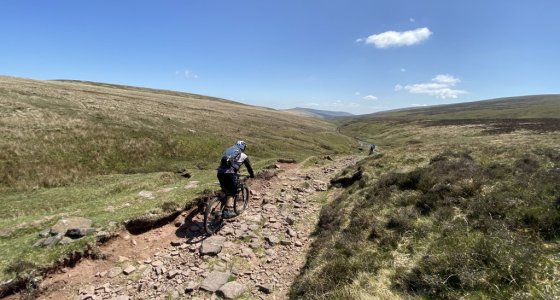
9, 155, 362, 300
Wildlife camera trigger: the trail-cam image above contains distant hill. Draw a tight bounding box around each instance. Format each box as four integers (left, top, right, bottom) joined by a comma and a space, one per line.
352, 95, 560, 121
283, 107, 354, 119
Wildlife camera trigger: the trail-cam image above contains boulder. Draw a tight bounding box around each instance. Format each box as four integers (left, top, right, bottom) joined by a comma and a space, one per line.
199, 271, 230, 292
38, 228, 51, 238
33, 238, 46, 247
265, 235, 280, 246
218, 281, 246, 299
200, 236, 226, 256
123, 265, 136, 275
42, 233, 64, 247
287, 228, 298, 238
50, 217, 92, 235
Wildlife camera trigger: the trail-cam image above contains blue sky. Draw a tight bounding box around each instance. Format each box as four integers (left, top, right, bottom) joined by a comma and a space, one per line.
1, 0, 559, 114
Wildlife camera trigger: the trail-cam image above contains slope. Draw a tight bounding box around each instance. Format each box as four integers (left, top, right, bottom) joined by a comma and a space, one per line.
351, 94, 560, 121
0, 76, 354, 191
292, 96, 560, 299
0, 76, 356, 285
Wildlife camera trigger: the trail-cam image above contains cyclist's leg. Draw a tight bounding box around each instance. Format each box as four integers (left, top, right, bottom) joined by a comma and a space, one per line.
222, 173, 237, 218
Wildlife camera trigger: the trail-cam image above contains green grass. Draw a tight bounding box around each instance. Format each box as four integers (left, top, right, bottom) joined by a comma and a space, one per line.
0, 169, 208, 279
291, 119, 560, 299
0, 76, 359, 282
0, 76, 356, 191
341, 94, 560, 121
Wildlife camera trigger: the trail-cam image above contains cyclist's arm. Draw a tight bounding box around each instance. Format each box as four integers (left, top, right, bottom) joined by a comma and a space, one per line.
243, 157, 255, 178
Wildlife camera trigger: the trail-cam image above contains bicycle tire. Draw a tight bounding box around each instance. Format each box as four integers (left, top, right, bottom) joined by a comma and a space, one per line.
204, 196, 225, 235
234, 184, 250, 215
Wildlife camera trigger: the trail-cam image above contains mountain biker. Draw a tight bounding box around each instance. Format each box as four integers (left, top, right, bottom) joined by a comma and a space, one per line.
369, 144, 377, 155
217, 140, 255, 218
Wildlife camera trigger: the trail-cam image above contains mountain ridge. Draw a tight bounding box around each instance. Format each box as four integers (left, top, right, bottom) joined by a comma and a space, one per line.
350, 94, 560, 120
283, 107, 354, 119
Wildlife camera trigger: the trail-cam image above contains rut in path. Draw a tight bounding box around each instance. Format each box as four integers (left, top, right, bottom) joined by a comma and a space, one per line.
35, 155, 362, 300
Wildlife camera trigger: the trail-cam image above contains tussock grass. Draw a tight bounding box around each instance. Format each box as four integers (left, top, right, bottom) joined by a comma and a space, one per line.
338, 94, 560, 121
0, 76, 355, 191
292, 119, 560, 299
0, 76, 357, 282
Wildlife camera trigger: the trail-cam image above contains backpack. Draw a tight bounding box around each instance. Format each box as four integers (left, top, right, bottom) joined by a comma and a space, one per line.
221, 146, 242, 170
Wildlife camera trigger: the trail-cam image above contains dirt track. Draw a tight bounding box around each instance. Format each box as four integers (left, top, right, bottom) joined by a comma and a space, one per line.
21, 155, 361, 300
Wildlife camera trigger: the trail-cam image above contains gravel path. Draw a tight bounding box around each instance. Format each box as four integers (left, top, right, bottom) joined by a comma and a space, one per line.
35, 155, 362, 300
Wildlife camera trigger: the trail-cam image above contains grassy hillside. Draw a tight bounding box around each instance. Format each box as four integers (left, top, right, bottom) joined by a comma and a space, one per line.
338, 95, 560, 150
0, 76, 356, 282
292, 115, 560, 298
0, 76, 354, 191
348, 94, 560, 121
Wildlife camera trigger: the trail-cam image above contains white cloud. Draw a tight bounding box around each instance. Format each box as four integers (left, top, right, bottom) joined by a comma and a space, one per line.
355, 38, 364, 43
362, 27, 432, 48
175, 69, 199, 79
432, 74, 460, 85
396, 74, 467, 99
363, 95, 378, 101
411, 103, 428, 107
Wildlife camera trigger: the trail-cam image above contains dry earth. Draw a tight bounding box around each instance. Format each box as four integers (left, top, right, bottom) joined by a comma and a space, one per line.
11, 155, 362, 300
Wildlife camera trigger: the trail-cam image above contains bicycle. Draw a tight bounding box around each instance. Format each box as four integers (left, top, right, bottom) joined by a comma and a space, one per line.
204, 175, 251, 235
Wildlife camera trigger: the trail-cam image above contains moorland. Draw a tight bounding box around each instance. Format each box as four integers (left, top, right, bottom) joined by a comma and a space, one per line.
1, 76, 559, 299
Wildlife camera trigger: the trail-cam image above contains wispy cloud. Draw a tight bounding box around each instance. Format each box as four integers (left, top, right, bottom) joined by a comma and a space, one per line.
409, 18, 416, 23
396, 74, 467, 99
360, 27, 432, 49
175, 69, 199, 79
432, 74, 460, 85
401, 68, 406, 72
363, 95, 378, 101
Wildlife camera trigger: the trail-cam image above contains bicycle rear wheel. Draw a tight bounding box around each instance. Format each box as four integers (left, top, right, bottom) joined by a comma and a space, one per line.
204, 196, 225, 235
234, 184, 250, 215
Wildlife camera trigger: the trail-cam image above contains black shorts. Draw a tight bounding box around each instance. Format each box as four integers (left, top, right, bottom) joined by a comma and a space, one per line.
217, 173, 238, 196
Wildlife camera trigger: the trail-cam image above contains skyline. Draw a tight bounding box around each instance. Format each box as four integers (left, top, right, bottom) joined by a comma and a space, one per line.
1, 1, 559, 114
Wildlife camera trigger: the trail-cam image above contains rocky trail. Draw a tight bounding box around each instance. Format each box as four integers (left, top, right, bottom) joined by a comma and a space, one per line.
27, 155, 362, 300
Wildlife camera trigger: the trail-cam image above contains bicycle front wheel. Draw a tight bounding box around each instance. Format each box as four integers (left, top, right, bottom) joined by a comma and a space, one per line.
234, 184, 250, 215
204, 196, 225, 235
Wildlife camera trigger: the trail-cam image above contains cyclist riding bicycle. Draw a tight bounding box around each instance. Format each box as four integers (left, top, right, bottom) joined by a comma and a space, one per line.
217, 140, 255, 218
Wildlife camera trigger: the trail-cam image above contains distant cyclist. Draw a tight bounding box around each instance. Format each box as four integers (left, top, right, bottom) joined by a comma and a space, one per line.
369, 144, 377, 155
217, 140, 255, 218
